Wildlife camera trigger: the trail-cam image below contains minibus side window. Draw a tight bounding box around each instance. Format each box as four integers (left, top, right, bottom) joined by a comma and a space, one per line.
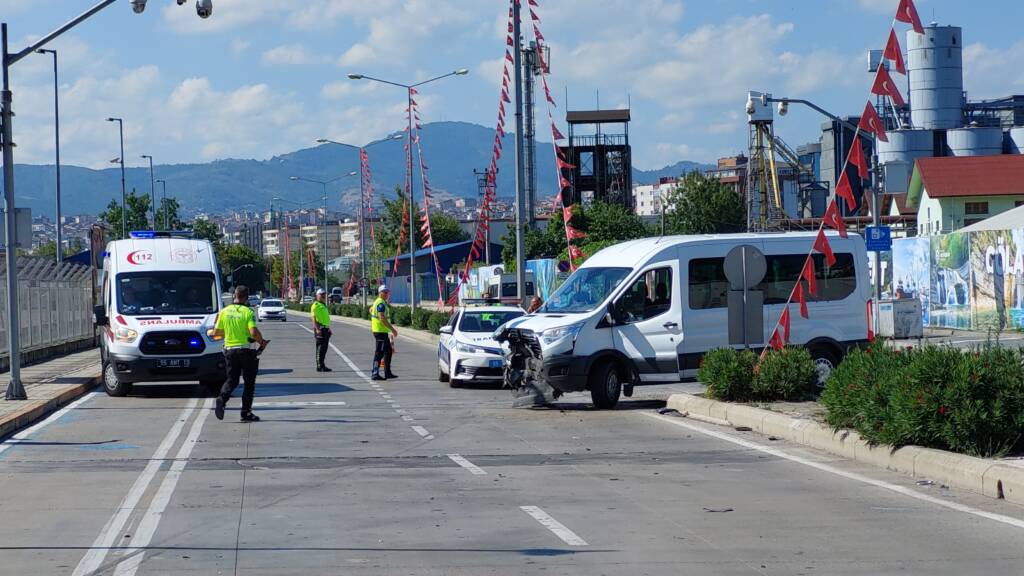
760, 253, 856, 303
688, 258, 728, 310
616, 268, 673, 323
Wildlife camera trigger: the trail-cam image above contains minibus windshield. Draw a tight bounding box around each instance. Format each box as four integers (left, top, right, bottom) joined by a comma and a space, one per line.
542, 267, 630, 314
117, 272, 218, 316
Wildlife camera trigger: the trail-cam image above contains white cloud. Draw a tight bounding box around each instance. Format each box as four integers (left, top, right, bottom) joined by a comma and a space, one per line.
963, 40, 1024, 99
231, 38, 251, 56
163, 0, 283, 34
261, 44, 318, 66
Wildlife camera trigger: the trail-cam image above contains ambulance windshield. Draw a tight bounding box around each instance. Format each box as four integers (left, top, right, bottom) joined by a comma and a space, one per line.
117, 272, 218, 316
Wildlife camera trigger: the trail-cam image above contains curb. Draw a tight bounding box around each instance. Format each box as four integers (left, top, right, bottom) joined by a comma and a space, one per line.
0, 377, 100, 441
666, 393, 1024, 506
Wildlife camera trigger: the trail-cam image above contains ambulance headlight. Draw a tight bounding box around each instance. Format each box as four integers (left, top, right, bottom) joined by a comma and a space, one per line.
115, 327, 139, 343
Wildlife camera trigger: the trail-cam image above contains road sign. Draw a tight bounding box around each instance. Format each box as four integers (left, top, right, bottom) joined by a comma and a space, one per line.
865, 226, 892, 252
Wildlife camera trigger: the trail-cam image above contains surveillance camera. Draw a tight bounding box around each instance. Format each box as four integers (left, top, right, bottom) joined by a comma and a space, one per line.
177, 0, 186, 4
745, 97, 756, 116
196, 0, 213, 18
777, 101, 789, 116
130, 0, 147, 14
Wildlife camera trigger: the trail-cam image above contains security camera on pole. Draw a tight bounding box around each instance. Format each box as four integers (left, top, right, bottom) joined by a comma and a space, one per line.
2, 0, 216, 400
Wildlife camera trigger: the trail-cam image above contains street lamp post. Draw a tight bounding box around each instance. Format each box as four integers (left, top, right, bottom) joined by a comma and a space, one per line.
155, 178, 167, 230
315, 134, 403, 307
141, 154, 155, 228
348, 69, 468, 313
36, 48, 62, 263
2, 0, 214, 401
106, 117, 126, 238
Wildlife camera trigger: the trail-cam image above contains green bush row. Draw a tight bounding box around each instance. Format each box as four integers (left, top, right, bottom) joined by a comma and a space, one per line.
821, 342, 1024, 458
698, 346, 818, 403
285, 302, 451, 335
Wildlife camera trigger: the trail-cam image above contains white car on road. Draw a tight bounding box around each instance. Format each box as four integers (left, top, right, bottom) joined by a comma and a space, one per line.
257, 299, 287, 322
438, 304, 525, 386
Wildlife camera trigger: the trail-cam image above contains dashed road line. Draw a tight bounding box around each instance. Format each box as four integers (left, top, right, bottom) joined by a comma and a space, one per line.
642, 412, 1024, 532
411, 425, 434, 440
252, 401, 346, 407
520, 506, 588, 546
447, 454, 486, 475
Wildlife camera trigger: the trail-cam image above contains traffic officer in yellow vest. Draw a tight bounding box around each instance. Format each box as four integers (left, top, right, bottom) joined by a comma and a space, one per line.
370, 285, 398, 381
212, 285, 268, 422
311, 288, 332, 372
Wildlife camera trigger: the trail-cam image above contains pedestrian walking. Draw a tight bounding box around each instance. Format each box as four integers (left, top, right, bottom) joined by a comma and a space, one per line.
212, 285, 268, 422
370, 285, 398, 381
311, 288, 333, 372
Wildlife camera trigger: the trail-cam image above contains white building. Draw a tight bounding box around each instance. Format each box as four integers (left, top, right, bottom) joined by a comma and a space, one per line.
631, 178, 678, 216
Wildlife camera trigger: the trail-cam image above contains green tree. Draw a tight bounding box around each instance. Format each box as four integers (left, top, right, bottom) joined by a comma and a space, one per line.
220, 244, 265, 292
430, 212, 469, 246
99, 191, 152, 240
190, 218, 223, 248
665, 171, 745, 235
155, 197, 183, 231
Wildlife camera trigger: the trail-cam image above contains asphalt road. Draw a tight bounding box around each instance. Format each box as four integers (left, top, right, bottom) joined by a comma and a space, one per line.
1, 312, 1023, 575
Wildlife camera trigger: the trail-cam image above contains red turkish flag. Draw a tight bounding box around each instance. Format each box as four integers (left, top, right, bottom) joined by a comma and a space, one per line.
505, 51, 514, 63
835, 171, 857, 212
813, 229, 837, 267
551, 124, 566, 141
507, 35, 514, 47
769, 329, 785, 351
530, 9, 540, 21
559, 176, 571, 190
857, 101, 888, 143
565, 225, 587, 240
793, 281, 809, 319
568, 245, 584, 260
895, 0, 925, 34
501, 89, 511, 104
780, 307, 791, 343
528, 0, 539, 6
871, 65, 905, 107
823, 200, 848, 239
867, 300, 876, 342
802, 258, 818, 297
884, 28, 907, 75
562, 205, 574, 223
849, 138, 869, 180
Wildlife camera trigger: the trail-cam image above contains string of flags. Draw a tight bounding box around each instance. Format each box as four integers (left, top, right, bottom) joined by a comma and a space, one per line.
409, 95, 448, 304
761, 0, 922, 357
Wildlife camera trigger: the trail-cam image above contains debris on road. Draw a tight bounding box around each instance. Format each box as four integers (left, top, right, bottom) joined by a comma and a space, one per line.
734, 426, 753, 432
916, 479, 935, 486
657, 408, 679, 415
703, 507, 734, 513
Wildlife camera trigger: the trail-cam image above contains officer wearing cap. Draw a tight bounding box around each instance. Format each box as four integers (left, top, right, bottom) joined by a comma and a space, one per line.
370, 285, 398, 381
212, 285, 268, 422
311, 288, 332, 372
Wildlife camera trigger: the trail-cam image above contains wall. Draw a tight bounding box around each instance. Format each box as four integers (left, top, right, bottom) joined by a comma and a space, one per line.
917, 190, 1024, 235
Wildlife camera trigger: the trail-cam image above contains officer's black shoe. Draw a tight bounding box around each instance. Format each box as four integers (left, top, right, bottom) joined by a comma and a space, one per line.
385, 372, 398, 380
321, 366, 333, 372
214, 398, 225, 421
371, 374, 386, 381
315, 366, 324, 372
240, 412, 261, 422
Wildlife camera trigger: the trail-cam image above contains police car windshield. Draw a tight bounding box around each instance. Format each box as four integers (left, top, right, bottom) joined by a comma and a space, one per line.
542, 267, 631, 313
458, 310, 524, 333
261, 300, 283, 308
117, 272, 218, 316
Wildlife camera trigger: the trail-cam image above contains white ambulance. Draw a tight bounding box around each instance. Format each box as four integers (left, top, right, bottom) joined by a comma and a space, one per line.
95, 232, 227, 396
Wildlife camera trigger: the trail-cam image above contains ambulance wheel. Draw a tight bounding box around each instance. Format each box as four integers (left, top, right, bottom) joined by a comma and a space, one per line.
103, 362, 132, 397
590, 361, 622, 410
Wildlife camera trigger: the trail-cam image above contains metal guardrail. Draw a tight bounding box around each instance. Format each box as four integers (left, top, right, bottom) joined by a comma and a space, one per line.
0, 257, 94, 358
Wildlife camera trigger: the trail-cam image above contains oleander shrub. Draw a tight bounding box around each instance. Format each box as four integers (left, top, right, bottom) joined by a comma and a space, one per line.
427, 312, 449, 334
822, 342, 1024, 457
699, 348, 757, 402
411, 308, 431, 331
752, 346, 818, 401
392, 306, 412, 327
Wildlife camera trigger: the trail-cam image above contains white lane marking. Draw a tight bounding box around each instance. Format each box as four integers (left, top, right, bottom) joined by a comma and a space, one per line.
447, 454, 487, 475
112, 399, 213, 576
411, 425, 433, 440
385, 399, 395, 404
73, 400, 200, 576
0, 392, 98, 456
296, 323, 371, 382
401, 415, 414, 422
642, 412, 1024, 531
520, 506, 588, 546
381, 394, 392, 399
391, 404, 402, 408
251, 401, 347, 407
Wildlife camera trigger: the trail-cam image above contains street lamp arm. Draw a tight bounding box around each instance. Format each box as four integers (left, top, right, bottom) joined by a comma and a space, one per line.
6, 0, 117, 65
411, 69, 469, 88
349, 74, 409, 89
770, 97, 862, 135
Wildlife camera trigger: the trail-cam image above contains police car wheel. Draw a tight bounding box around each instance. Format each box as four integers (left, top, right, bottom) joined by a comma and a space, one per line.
103, 362, 132, 397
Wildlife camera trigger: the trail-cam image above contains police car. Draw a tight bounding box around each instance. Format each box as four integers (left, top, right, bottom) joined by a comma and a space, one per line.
438, 302, 525, 387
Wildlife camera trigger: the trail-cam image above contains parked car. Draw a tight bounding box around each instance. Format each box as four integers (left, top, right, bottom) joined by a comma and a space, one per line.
496, 232, 871, 409
247, 295, 261, 308
438, 304, 525, 387
257, 299, 287, 322
301, 295, 313, 304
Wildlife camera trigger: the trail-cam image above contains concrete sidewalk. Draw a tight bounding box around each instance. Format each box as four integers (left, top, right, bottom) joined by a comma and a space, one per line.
0, 348, 102, 440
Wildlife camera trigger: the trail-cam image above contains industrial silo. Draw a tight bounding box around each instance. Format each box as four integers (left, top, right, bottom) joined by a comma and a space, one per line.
1011, 127, 1024, 154
948, 126, 1003, 156
907, 25, 964, 130
877, 129, 934, 165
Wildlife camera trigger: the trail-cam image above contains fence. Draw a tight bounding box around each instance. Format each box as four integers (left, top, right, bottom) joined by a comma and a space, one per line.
0, 257, 95, 360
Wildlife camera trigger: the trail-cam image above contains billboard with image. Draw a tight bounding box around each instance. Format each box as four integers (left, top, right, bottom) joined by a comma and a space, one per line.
929, 232, 972, 329
891, 236, 931, 326
969, 229, 1024, 331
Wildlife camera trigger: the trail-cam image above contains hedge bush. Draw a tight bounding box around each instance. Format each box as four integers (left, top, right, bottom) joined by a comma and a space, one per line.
753, 346, 818, 401
699, 348, 759, 402
411, 308, 431, 331
392, 306, 412, 327
822, 342, 1024, 457
427, 312, 449, 334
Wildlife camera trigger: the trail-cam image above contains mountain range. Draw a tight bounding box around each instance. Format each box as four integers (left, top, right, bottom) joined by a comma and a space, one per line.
8, 121, 710, 219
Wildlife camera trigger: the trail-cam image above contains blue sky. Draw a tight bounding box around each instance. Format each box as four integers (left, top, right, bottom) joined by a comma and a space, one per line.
4, 0, 1022, 172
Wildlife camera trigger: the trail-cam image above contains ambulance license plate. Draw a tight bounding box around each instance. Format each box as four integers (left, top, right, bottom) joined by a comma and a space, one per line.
158, 358, 190, 368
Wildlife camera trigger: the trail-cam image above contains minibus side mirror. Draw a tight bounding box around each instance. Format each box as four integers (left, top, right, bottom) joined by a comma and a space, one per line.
93, 305, 109, 327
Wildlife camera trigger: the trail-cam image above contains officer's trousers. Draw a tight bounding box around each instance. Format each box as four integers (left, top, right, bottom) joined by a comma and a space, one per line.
220, 348, 258, 413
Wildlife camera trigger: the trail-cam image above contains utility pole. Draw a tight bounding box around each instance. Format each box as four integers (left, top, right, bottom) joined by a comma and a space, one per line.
512, 0, 527, 305
37, 49, 61, 263
522, 42, 540, 228
474, 167, 497, 264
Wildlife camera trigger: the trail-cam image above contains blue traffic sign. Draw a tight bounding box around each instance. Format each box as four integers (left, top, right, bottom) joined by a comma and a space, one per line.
865, 226, 892, 252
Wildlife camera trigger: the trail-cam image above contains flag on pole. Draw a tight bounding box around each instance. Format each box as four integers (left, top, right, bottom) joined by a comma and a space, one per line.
823, 200, 848, 239
813, 229, 837, 267
895, 0, 925, 34
858, 101, 888, 142
802, 259, 818, 297
780, 306, 791, 343
849, 138, 869, 180
884, 28, 907, 74
835, 171, 857, 212
794, 281, 809, 319
871, 65, 905, 107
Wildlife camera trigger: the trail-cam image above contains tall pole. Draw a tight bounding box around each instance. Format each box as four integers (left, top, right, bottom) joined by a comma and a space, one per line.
38, 49, 61, 263
871, 149, 882, 334
358, 154, 368, 308
406, 87, 417, 313
322, 189, 328, 292
512, 0, 527, 305
107, 118, 126, 238
156, 179, 167, 230
142, 154, 155, 228
2, 23, 26, 399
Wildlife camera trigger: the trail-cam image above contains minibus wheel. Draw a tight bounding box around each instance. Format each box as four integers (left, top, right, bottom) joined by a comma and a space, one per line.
808, 346, 839, 387
102, 362, 132, 397
590, 361, 622, 409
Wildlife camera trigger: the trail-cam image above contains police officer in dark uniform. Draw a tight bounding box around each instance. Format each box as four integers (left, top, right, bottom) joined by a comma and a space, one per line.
212, 285, 268, 422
